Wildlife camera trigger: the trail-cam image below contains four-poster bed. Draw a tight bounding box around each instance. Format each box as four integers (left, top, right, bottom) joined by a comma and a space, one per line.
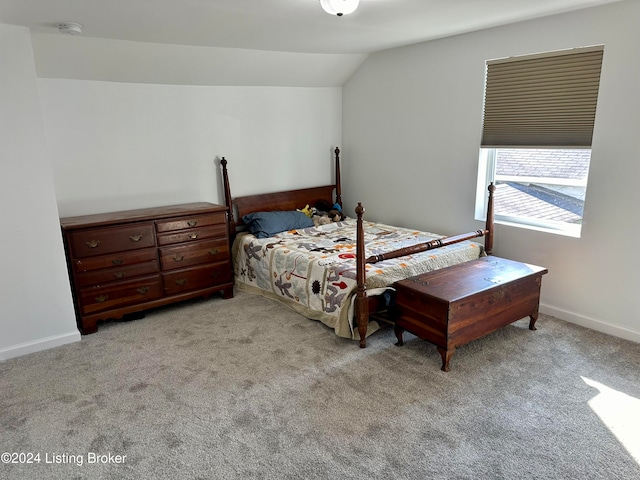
220, 148, 495, 347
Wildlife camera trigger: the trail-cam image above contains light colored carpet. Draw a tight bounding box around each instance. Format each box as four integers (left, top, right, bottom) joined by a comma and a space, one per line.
1, 290, 639, 479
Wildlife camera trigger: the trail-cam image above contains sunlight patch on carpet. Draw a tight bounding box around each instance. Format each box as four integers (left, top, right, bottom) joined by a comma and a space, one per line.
583, 376, 640, 465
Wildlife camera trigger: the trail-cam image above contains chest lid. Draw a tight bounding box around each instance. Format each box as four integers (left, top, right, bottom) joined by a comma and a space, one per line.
394, 256, 547, 302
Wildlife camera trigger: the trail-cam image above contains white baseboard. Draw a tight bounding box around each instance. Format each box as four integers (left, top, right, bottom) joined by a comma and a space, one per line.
540, 303, 640, 344
0, 331, 81, 361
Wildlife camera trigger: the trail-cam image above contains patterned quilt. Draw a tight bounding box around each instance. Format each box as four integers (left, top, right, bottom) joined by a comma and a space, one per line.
233, 219, 484, 340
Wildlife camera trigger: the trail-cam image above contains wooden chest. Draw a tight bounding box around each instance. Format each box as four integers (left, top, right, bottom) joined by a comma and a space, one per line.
61, 202, 233, 334
392, 256, 547, 371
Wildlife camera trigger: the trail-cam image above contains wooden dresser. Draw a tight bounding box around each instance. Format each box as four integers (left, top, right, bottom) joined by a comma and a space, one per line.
60, 202, 233, 334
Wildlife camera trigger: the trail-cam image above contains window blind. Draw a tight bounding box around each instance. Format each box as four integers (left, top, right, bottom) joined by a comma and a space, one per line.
481, 45, 604, 148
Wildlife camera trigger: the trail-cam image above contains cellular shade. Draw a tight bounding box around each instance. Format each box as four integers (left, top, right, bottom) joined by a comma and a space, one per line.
481, 46, 604, 148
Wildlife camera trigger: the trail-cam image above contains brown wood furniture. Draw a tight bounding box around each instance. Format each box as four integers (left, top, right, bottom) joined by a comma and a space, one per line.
61, 202, 233, 334
392, 256, 547, 371
220, 148, 495, 348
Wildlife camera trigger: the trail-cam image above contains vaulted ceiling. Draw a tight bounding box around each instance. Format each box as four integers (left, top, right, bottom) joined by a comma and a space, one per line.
1, 0, 625, 86
0, 0, 624, 54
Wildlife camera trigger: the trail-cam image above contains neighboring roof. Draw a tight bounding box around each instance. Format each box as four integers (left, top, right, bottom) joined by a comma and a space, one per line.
495, 182, 583, 224
496, 149, 591, 180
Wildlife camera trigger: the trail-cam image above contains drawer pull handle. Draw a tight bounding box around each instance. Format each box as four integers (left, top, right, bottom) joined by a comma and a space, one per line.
113, 272, 125, 279
112, 258, 123, 265
173, 255, 184, 262
95, 294, 108, 303
188, 220, 198, 227
208, 248, 219, 255
137, 287, 149, 294
189, 233, 198, 239
85, 240, 101, 249
129, 235, 143, 242
175, 279, 186, 286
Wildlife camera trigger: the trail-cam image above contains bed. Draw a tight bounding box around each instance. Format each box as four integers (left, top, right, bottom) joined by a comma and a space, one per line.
220, 148, 495, 347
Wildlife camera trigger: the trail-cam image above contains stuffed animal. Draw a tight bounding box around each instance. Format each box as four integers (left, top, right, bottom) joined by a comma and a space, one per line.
328, 203, 345, 222
314, 199, 333, 213
327, 209, 344, 222
314, 200, 345, 222
314, 215, 332, 226
297, 204, 313, 218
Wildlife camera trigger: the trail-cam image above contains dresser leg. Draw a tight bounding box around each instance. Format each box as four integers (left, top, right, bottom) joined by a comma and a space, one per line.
529, 311, 539, 330
222, 285, 234, 299
437, 347, 455, 372
80, 319, 98, 335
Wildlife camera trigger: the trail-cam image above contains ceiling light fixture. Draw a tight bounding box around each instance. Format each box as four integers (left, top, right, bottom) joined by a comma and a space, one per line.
57, 22, 82, 35
320, 0, 360, 17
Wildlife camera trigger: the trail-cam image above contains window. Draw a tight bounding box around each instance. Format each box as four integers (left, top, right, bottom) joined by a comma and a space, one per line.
476, 46, 604, 237
477, 147, 590, 237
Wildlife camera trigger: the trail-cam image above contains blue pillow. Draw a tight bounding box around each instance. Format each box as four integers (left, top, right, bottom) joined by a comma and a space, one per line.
242, 210, 314, 238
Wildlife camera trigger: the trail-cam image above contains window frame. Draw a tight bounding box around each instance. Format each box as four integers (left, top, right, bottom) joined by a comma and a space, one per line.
476, 45, 603, 239
475, 148, 587, 238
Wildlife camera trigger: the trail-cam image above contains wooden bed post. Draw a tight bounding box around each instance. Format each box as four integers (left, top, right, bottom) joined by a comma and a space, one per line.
485, 182, 495, 255
220, 157, 235, 238
334, 147, 342, 209
355, 202, 368, 348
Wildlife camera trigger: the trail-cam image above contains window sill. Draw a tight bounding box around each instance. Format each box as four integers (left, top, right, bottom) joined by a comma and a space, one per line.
477, 215, 582, 238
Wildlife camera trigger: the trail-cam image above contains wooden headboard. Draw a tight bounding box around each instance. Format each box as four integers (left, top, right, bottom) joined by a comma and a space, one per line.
220, 147, 342, 237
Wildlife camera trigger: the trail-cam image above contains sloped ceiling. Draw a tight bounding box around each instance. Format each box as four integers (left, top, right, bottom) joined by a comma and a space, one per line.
0, 0, 625, 85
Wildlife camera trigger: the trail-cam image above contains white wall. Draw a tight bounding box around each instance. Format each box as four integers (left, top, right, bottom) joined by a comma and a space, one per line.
0, 24, 79, 360
343, 0, 640, 342
2, 28, 342, 360
39, 80, 342, 217
31, 34, 367, 87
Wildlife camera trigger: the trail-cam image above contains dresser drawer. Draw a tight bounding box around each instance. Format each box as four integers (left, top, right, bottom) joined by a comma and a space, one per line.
156, 224, 227, 246
79, 275, 163, 315
156, 212, 226, 233
61, 202, 232, 334
75, 260, 160, 288
159, 238, 230, 271
162, 263, 233, 296
72, 248, 158, 274
69, 223, 156, 258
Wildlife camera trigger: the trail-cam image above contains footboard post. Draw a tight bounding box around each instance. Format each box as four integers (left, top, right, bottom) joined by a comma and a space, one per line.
355, 203, 368, 348
485, 182, 495, 255
220, 156, 236, 238
334, 147, 342, 209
